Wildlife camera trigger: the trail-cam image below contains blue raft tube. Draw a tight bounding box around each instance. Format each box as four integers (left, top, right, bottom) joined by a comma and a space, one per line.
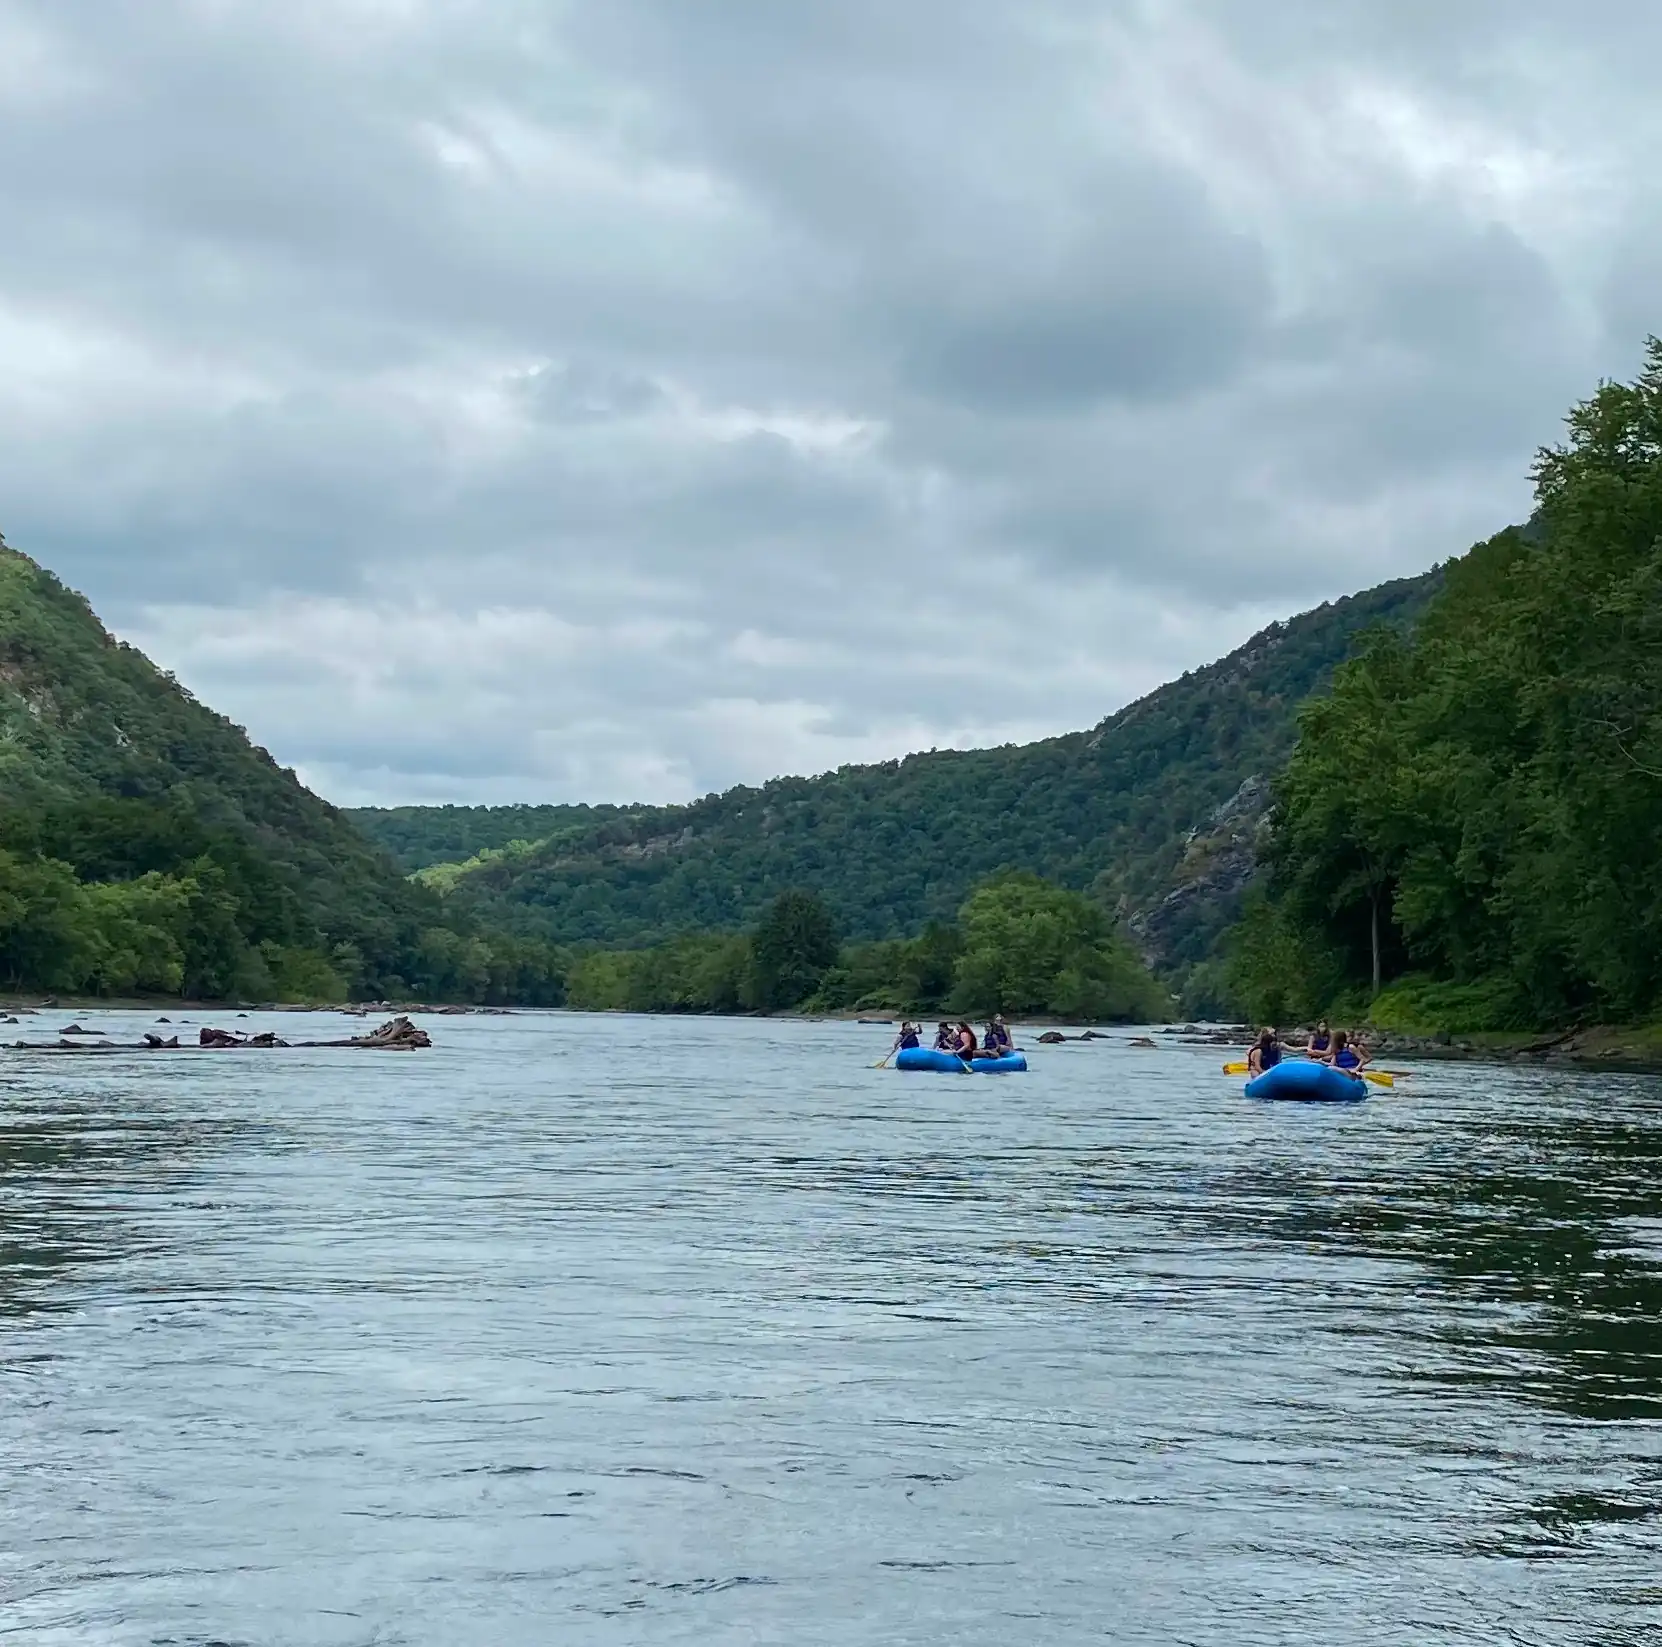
1244, 1059, 1367, 1103
896, 1046, 1028, 1074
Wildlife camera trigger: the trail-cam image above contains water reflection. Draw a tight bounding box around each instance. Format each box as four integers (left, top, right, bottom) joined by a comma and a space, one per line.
0, 1075, 261, 1320
1248, 1109, 1662, 1423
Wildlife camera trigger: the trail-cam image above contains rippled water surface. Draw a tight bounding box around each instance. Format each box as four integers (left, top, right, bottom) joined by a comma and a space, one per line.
3, 1010, 1661, 1644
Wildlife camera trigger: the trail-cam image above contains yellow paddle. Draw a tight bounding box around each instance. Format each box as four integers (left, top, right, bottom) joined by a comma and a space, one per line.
1222, 1060, 1394, 1088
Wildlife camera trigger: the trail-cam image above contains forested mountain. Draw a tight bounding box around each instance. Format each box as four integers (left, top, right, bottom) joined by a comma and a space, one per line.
351, 568, 1442, 975
1233, 343, 1662, 1033
0, 536, 559, 1002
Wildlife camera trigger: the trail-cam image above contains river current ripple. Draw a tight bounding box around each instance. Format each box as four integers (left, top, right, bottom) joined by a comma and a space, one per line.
2, 1010, 1660, 1644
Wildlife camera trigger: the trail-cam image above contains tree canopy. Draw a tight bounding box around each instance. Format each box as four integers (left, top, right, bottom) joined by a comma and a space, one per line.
1232, 341, 1662, 1031
561, 873, 1167, 1022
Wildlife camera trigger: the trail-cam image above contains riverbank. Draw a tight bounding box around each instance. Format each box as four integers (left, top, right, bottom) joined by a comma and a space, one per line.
0, 995, 517, 1017
1363, 1022, 1662, 1072
10, 993, 1662, 1073
1162, 1021, 1662, 1074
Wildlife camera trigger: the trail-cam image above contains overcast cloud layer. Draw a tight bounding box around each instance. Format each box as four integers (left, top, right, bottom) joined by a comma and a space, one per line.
0, 0, 1654, 804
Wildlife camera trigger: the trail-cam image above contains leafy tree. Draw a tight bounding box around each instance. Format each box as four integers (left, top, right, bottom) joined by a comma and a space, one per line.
949, 871, 1167, 1021
1236, 341, 1662, 1029
1267, 631, 1421, 999
83, 874, 191, 995
895, 921, 962, 1010
1224, 891, 1350, 1028
0, 849, 100, 990
749, 890, 840, 1011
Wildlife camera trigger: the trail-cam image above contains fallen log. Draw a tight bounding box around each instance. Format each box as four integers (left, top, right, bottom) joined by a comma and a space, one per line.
9, 1016, 432, 1055
289, 1019, 431, 1050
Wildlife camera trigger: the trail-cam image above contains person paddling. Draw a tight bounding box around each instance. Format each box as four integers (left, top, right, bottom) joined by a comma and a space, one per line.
1326, 1029, 1368, 1074
954, 1021, 978, 1063
984, 1014, 1013, 1055
1306, 1020, 1331, 1056
891, 1021, 921, 1055
1246, 1026, 1283, 1076
933, 1021, 955, 1051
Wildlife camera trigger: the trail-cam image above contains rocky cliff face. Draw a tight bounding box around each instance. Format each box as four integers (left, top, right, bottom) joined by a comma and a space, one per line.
1129, 775, 1272, 970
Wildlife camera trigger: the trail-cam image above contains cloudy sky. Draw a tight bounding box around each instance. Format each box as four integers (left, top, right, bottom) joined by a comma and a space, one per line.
0, 1, 1652, 805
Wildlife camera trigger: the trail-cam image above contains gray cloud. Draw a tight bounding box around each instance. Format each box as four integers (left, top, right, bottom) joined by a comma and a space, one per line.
0, 0, 1657, 803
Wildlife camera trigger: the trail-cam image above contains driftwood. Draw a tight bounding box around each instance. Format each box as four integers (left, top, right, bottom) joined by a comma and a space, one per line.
199, 1027, 287, 1047
332, 1016, 432, 1050
9, 1015, 432, 1056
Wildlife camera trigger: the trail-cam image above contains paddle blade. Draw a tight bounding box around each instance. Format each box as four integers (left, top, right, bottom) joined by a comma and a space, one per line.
1222, 1061, 1249, 1074
1363, 1070, 1394, 1087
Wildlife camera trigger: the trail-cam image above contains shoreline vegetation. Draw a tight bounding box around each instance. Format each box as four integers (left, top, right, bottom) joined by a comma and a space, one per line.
1219, 343, 1662, 1050
558, 875, 1170, 1024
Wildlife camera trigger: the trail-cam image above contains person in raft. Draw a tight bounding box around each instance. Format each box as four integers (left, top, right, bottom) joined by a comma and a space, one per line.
933, 1021, 956, 1051
1246, 1027, 1283, 1076
891, 1021, 921, 1054
984, 1015, 1014, 1055
1306, 1019, 1331, 1056
1325, 1029, 1369, 1074
954, 1021, 979, 1062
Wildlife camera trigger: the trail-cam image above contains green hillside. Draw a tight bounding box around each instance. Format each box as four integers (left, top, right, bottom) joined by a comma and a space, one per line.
0, 535, 559, 1002
351, 568, 1443, 973
345, 803, 651, 873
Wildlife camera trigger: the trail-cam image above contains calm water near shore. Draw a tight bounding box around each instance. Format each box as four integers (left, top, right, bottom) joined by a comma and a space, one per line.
2, 1010, 1659, 1644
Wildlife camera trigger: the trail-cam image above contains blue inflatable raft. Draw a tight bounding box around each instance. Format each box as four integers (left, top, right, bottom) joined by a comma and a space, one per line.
895, 1047, 1028, 1074
1245, 1059, 1367, 1103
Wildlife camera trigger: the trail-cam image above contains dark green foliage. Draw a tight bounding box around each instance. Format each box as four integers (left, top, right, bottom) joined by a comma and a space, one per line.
1235, 341, 1662, 1030
359, 573, 1440, 976
566, 932, 752, 1014
0, 849, 101, 991
1225, 891, 1352, 1028
564, 873, 1166, 1021
748, 890, 840, 1012
0, 535, 565, 1003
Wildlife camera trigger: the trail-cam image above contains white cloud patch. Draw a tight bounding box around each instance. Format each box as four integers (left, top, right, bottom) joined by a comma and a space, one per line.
0, 0, 1658, 803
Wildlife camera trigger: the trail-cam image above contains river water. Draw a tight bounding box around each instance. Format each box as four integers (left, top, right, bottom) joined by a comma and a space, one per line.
2, 1010, 1659, 1645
